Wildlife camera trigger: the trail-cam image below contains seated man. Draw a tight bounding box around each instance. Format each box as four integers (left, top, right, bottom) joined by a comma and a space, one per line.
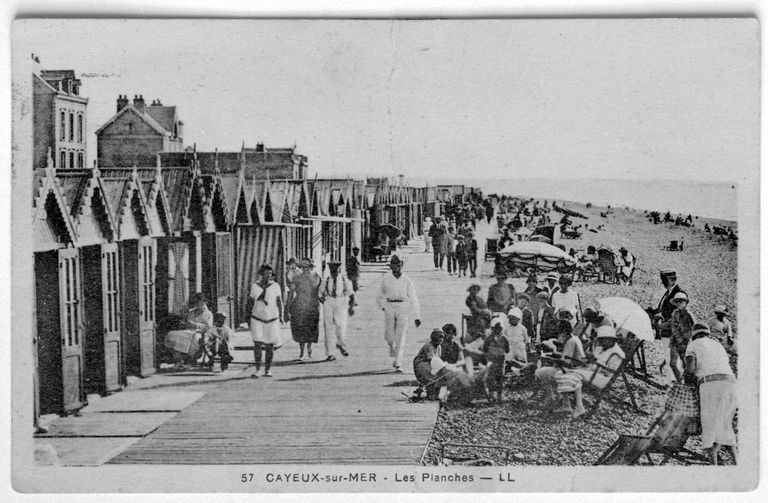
617, 247, 636, 285
535, 319, 586, 411
560, 326, 626, 418
413, 329, 444, 399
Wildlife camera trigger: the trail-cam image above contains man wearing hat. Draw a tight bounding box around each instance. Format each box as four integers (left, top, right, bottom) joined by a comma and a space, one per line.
551, 275, 580, 325
487, 270, 516, 313
523, 274, 541, 300
515, 293, 535, 340
319, 261, 355, 361
654, 269, 684, 378
669, 291, 696, 382
428, 219, 446, 269
684, 322, 738, 464
413, 329, 444, 399
542, 272, 561, 303
707, 305, 734, 351
376, 255, 422, 372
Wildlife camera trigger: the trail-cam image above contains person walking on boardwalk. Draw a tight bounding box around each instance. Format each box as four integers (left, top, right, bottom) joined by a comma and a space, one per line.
376, 254, 422, 373
429, 219, 446, 269
287, 258, 322, 361
319, 261, 355, 360
423, 217, 433, 253
346, 247, 361, 293
248, 264, 284, 378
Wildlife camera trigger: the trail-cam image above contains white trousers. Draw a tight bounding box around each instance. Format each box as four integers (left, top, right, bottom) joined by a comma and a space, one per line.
384, 302, 410, 367
323, 297, 349, 356
424, 234, 432, 252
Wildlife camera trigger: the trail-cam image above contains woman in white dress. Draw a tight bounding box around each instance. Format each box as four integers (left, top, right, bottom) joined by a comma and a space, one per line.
249, 264, 284, 378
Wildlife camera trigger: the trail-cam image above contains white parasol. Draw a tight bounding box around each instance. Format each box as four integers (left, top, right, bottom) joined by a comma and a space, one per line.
497, 241, 576, 272
598, 297, 654, 341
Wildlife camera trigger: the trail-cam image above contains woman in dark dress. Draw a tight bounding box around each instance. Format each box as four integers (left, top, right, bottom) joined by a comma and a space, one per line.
286, 258, 321, 360
465, 284, 491, 339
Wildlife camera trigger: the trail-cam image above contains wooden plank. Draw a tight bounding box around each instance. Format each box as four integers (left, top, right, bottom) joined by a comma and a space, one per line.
81, 391, 205, 413
36, 412, 177, 438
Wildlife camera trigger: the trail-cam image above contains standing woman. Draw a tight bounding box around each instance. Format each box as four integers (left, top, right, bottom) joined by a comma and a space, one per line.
249, 264, 284, 378
287, 258, 322, 360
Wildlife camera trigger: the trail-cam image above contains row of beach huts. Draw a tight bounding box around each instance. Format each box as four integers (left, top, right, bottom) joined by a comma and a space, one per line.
32, 151, 481, 416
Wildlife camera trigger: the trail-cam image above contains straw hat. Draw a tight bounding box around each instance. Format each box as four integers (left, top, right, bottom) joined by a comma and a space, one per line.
672, 292, 689, 304
714, 305, 729, 316
660, 269, 677, 280
507, 307, 523, 319
490, 317, 504, 328
516, 293, 531, 303
546, 272, 559, 281
535, 291, 550, 301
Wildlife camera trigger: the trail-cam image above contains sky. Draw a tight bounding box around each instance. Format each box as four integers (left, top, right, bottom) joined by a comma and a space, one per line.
13, 18, 759, 183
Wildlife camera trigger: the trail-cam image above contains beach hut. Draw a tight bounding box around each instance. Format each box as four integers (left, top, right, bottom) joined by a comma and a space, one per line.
99, 168, 156, 377
33, 160, 84, 414
56, 168, 125, 396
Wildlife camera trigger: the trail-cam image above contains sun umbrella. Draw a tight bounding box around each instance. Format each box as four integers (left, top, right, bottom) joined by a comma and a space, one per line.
598, 297, 654, 341
497, 241, 576, 272
374, 223, 403, 240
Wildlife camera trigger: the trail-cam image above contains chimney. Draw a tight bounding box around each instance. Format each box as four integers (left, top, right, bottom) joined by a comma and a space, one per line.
133, 94, 145, 111
398, 174, 405, 186
116, 94, 129, 113
176, 120, 184, 140
255, 142, 265, 153
151, 98, 163, 106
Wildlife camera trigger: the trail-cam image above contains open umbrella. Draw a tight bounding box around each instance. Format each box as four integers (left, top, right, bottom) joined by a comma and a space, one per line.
374, 223, 403, 240
497, 241, 576, 272
598, 297, 654, 341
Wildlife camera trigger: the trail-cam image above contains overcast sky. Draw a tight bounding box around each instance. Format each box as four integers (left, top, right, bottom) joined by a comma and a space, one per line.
14, 18, 758, 182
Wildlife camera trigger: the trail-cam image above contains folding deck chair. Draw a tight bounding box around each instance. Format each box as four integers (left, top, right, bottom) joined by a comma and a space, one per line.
595, 396, 709, 465
580, 338, 646, 418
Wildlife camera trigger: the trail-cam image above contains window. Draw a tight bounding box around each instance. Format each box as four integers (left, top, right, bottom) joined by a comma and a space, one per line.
77, 114, 83, 143
60, 150, 66, 168
69, 151, 74, 170
78, 152, 84, 168
60, 111, 65, 140
69, 112, 74, 141
128, 122, 134, 133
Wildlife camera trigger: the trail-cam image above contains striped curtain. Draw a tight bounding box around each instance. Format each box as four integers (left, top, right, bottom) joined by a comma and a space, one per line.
168, 242, 189, 315
236, 226, 285, 324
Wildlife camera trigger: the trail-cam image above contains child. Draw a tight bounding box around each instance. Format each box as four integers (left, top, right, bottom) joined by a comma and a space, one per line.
504, 307, 529, 371
466, 232, 478, 278
482, 317, 510, 402
204, 312, 234, 371
455, 235, 468, 277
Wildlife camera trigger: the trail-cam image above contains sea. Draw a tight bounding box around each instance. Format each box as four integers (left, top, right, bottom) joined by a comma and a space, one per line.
413, 177, 737, 222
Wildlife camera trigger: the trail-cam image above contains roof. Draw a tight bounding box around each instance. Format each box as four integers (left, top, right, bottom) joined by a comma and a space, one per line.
95, 104, 169, 136
144, 105, 177, 132
55, 169, 118, 241
160, 167, 195, 231
157, 151, 197, 168
242, 149, 298, 179
33, 166, 78, 248
219, 171, 247, 225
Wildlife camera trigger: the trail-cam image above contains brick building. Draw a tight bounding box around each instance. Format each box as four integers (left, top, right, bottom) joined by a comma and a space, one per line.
32, 62, 89, 170
96, 95, 184, 167
158, 142, 308, 180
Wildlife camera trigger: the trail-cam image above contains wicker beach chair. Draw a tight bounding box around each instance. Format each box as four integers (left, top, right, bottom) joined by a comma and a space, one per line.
596, 248, 618, 283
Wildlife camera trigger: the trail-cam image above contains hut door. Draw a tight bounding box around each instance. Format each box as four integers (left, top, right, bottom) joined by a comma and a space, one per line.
101, 243, 122, 391
137, 237, 156, 376
58, 248, 85, 411
215, 232, 233, 325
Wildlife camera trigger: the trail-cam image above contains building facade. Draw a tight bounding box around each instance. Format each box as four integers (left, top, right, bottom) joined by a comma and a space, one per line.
33, 68, 88, 170
96, 95, 184, 167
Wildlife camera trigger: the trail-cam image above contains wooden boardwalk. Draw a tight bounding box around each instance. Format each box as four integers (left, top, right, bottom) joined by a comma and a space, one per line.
110, 222, 493, 465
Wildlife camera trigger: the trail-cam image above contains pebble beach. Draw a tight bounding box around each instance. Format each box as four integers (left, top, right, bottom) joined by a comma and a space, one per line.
423, 199, 738, 466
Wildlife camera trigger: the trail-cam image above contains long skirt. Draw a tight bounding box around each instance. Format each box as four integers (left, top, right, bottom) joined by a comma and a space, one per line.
290, 308, 320, 343
414, 361, 435, 386
699, 380, 738, 449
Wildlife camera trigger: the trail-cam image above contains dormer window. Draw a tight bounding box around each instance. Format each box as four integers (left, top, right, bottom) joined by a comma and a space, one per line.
128, 122, 134, 133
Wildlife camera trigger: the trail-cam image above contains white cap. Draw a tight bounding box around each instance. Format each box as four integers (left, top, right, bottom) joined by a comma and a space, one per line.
490, 317, 503, 328
430, 356, 447, 375
507, 307, 523, 319
595, 325, 617, 339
